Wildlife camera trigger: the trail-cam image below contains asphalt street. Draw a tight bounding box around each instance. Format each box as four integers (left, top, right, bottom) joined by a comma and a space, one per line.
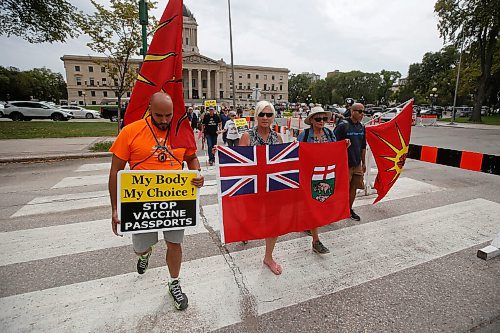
0, 124, 499, 332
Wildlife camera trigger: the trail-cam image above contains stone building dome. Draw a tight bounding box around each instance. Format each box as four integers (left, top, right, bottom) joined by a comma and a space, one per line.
183, 5, 195, 19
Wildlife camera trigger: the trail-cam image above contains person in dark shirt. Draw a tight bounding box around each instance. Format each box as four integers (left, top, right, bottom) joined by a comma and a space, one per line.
220, 108, 230, 144
334, 103, 366, 221
201, 106, 221, 165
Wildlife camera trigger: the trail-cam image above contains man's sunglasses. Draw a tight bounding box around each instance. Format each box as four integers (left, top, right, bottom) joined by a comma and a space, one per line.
258, 112, 274, 118
353, 109, 365, 113
314, 117, 329, 122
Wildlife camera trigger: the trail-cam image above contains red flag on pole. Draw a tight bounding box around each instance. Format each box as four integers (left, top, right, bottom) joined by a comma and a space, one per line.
366, 100, 414, 204
124, 0, 195, 149
216, 141, 350, 244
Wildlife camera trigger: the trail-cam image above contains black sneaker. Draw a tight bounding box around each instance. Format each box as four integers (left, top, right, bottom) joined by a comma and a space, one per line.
350, 209, 361, 221
136, 248, 152, 275
168, 279, 188, 311
312, 240, 330, 254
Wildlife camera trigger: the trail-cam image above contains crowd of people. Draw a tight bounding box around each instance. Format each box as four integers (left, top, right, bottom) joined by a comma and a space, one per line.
108, 92, 367, 311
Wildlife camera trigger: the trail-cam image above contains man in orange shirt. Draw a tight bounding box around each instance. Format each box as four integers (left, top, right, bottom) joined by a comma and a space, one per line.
108, 92, 204, 311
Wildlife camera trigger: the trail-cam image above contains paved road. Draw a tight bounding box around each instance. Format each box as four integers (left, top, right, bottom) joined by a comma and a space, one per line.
0, 126, 499, 332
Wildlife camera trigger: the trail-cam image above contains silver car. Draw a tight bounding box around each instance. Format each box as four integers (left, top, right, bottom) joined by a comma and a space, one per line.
59, 105, 101, 119
4, 101, 73, 121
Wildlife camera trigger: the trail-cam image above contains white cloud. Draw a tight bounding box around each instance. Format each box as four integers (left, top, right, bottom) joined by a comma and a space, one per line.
0, 0, 445, 79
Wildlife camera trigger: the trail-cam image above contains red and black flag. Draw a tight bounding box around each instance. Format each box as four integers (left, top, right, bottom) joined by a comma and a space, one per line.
366, 100, 413, 204
124, 0, 195, 149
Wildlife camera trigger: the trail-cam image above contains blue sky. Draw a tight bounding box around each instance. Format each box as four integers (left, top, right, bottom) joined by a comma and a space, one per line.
0, 0, 445, 79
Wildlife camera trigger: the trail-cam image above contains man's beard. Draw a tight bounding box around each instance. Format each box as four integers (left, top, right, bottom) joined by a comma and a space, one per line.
151, 116, 170, 131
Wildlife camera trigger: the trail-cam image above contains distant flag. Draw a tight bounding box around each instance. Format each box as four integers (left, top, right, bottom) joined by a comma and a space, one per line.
366, 100, 414, 204
124, 0, 195, 149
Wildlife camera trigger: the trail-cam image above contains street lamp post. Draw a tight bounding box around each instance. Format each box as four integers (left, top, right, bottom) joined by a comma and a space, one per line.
227, 0, 236, 109
429, 87, 438, 110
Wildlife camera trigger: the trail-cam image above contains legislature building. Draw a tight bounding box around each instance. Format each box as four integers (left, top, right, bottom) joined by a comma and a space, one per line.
61, 6, 289, 107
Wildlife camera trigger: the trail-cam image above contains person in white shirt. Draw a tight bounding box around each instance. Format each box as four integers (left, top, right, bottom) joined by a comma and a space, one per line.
222, 111, 240, 147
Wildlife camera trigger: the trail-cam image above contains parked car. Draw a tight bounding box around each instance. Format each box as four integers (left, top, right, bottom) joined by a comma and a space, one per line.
100, 104, 126, 122
420, 108, 442, 118
365, 106, 384, 116
3, 101, 73, 121
380, 108, 402, 122
0, 103, 4, 117
59, 105, 100, 119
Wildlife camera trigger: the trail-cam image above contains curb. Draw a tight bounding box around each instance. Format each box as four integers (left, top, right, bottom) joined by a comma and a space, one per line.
0, 152, 112, 164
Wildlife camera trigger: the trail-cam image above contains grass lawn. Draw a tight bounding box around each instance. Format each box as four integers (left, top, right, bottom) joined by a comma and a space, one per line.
0, 121, 119, 139
439, 115, 500, 125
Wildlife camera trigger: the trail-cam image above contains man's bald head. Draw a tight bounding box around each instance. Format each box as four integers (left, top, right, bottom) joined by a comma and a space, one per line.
149, 92, 174, 131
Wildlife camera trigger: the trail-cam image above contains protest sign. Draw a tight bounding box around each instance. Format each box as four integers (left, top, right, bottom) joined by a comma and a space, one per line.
204, 100, 217, 108
234, 118, 249, 134
117, 170, 199, 235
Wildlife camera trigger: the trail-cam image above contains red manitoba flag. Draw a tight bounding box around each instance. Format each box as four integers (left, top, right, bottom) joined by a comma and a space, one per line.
366, 100, 414, 204
216, 141, 350, 244
124, 0, 195, 149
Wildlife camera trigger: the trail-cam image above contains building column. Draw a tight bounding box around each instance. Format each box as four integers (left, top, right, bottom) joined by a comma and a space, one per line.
197, 69, 202, 99
215, 70, 219, 100
188, 69, 192, 99
207, 69, 212, 99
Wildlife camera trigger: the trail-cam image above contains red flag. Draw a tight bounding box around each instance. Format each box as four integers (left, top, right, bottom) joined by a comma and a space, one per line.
216, 141, 350, 244
366, 100, 414, 204
124, 0, 195, 149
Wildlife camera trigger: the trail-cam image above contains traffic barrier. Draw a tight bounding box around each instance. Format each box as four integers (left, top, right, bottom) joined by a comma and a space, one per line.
417, 115, 438, 126
408, 144, 499, 175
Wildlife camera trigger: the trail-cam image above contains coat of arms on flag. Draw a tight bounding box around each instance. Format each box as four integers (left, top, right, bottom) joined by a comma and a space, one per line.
216, 141, 351, 244
311, 165, 335, 202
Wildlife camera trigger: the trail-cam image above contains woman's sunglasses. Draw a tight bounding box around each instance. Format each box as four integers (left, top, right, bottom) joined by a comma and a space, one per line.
314, 117, 329, 122
258, 112, 274, 118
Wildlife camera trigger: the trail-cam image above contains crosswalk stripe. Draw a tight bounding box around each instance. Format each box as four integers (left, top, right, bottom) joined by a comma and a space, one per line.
1, 199, 498, 332
0, 214, 220, 266
52, 174, 109, 189
75, 162, 111, 172
11, 182, 221, 217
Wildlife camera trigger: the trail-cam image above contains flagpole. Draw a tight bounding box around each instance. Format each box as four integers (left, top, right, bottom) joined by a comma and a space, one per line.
227, 0, 236, 109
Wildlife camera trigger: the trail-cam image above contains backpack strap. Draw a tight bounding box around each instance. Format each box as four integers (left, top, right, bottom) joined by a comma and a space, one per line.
324, 127, 335, 142
302, 128, 309, 142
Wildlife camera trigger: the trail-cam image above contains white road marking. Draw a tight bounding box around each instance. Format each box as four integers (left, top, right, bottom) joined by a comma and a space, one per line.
354, 177, 444, 207
75, 162, 111, 172
10, 190, 109, 218
1, 199, 498, 332
0, 214, 220, 266
52, 174, 109, 189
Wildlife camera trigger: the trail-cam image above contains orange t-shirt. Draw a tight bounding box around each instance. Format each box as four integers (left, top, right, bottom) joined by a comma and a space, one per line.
110, 118, 197, 170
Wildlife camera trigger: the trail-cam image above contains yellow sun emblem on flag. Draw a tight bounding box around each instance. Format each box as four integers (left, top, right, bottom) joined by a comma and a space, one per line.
375, 125, 409, 183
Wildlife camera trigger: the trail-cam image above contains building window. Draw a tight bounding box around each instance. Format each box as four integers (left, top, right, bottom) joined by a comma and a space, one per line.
238, 83, 242, 89
79, 101, 83, 105
272, 75, 275, 80
127, 92, 131, 97
255, 83, 259, 88
219, 83, 223, 89
247, 74, 250, 79
280, 75, 283, 80
202, 80, 207, 89
247, 83, 251, 89
114, 79, 118, 86
272, 84, 275, 91
78, 91, 83, 97
185, 37, 189, 45
91, 91, 96, 97
280, 85, 283, 91
256, 74, 259, 80
101, 67, 106, 73
192, 79, 196, 87
92, 101, 97, 105
103, 91, 108, 97
88, 66, 93, 72
264, 83, 267, 90
239, 73, 242, 79
76, 77, 82, 86
248, 94, 252, 99
220, 91, 224, 99
239, 95, 242, 99
89, 78, 95, 86
271, 95, 275, 100
115, 91, 119, 97
102, 78, 107, 86
75, 65, 80, 72
279, 95, 282, 100
264, 75, 267, 80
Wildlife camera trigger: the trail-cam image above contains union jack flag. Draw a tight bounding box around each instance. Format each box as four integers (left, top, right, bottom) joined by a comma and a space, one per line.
217, 142, 300, 197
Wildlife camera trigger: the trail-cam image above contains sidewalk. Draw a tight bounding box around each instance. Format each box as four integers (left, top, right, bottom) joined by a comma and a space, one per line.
436, 121, 500, 130
0, 137, 115, 163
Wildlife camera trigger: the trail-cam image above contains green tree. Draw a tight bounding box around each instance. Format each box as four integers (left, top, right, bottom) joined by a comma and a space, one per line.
435, 0, 500, 122
378, 70, 401, 104
0, 0, 81, 43
78, 0, 157, 129
324, 71, 380, 105
288, 74, 312, 103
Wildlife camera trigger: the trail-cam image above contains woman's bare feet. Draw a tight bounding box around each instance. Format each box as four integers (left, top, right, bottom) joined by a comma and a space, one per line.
263, 259, 282, 275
